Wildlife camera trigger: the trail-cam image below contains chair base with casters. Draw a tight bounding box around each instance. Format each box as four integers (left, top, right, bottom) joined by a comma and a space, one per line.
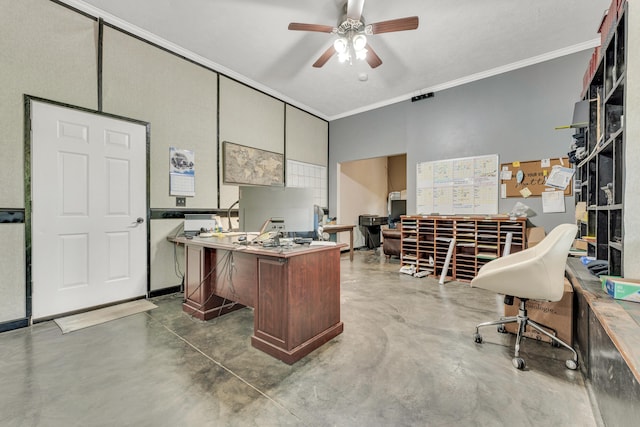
470, 223, 579, 371
473, 297, 579, 371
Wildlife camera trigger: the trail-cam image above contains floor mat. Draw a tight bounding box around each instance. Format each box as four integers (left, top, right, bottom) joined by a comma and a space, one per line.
54, 299, 157, 334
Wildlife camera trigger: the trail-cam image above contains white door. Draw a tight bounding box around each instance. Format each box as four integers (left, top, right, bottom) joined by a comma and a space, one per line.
30, 101, 147, 319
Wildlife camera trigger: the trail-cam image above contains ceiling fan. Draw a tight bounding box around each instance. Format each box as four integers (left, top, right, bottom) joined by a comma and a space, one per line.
288, 0, 419, 69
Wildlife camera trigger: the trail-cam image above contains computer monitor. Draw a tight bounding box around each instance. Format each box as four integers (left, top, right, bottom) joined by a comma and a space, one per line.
390, 199, 406, 222
238, 186, 316, 236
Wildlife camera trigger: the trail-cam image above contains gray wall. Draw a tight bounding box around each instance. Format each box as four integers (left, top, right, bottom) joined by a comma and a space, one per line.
330, 51, 591, 233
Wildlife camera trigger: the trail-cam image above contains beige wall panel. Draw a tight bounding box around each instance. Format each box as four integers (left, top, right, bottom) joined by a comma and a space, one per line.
150, 219, 184, 292
0, 0, 98, 208
219, 76, 285, 207
338, 157, 388, 248
0, 0, 96, 324
0, 225, 26, 322
286, 105, 328, 166
102, 27, 218, 209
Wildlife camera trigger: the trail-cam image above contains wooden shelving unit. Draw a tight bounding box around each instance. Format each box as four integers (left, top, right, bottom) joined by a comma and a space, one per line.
400, 216, 527, 282
575, 0, 626, 276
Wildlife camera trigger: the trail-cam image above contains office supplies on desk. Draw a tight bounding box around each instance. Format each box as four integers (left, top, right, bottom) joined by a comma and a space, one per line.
310, 241, 336, 246
580, 256, 596, 265
184, 214, 217, 236
586, 260, 609, 276
294, 237, 313, 244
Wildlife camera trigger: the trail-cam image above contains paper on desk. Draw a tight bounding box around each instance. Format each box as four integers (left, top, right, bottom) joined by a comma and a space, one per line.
542, 190, 565, 213
310, 241, 336, 246
545, 165, 574, 190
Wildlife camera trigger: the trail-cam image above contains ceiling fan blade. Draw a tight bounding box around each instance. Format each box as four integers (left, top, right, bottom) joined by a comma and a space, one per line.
313, 45, 337, 68
369, 16, 419, 34
365, 44, 382, 69
346, 0, 365, 21
288, 23, 335, 33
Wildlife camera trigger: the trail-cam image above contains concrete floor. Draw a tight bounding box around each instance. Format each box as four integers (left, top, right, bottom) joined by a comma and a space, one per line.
1, 249, 600, 426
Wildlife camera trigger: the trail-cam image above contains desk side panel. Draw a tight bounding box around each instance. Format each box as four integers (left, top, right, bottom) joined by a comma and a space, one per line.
255, 258, 287, 347
185, 245, 207, 306
287, 247, 341, 348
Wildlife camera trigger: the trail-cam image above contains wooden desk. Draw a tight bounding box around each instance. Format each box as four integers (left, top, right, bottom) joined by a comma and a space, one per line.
323, 224, 355, 261
172, 236, 344, 364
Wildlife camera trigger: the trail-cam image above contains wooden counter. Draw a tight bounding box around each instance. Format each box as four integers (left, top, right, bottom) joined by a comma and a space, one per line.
172, 235, 345, 364
566, 258, 640, 425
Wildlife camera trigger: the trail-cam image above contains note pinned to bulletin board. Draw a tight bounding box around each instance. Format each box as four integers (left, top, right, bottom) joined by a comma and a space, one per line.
500, 157, 571, 198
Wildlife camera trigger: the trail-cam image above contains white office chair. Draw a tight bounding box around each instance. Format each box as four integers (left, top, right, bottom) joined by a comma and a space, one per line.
470, 223, 579, 370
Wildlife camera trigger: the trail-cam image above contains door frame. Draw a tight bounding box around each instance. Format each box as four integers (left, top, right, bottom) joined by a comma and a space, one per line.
24, 95, 151, 321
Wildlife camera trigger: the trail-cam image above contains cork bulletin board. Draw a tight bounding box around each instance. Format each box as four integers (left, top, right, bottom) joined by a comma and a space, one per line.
500, 157, 572, 198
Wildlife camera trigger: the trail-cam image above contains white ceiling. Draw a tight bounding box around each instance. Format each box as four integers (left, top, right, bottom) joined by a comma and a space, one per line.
67, 0, 611, 121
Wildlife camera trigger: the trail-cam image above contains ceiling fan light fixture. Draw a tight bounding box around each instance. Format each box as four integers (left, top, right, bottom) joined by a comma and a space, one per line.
289, 1, 419, 69
352, 34, 367, 51
334, 37, 348, 54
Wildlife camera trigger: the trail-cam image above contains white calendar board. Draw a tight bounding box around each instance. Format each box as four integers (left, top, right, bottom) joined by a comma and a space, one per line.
416, 154, 499, 215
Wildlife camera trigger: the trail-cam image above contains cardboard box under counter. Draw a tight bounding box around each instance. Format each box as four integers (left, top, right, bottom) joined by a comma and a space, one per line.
504, 279, 573, 344
573, 239, 588, 251
526, 227, 546, 248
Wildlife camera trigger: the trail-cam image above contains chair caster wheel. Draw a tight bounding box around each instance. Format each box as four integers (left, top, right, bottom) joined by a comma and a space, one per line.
565, 359, 578, 370
474, 333, 483, 344
497, 325, 507, 333
512, 357, 526, 370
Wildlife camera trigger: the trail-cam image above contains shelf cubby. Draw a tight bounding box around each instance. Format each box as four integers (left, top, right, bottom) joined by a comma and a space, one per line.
400, 216, 526, 282
575, 2, 626, 276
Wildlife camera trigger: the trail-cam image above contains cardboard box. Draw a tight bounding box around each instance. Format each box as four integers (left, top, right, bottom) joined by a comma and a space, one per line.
504, 279, 573, 344
604, 278, 640, 303
526, 227, 546, 248
600, 275, 621, 291
573, 239, 588, 251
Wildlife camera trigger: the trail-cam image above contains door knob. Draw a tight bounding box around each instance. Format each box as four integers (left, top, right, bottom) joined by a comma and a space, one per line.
136, 217, 144, 224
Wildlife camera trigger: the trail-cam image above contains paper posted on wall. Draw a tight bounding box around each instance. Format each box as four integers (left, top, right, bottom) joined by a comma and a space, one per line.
545, 165, 574, 190
170, 147, 195, 197
542, 190, 565, 213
